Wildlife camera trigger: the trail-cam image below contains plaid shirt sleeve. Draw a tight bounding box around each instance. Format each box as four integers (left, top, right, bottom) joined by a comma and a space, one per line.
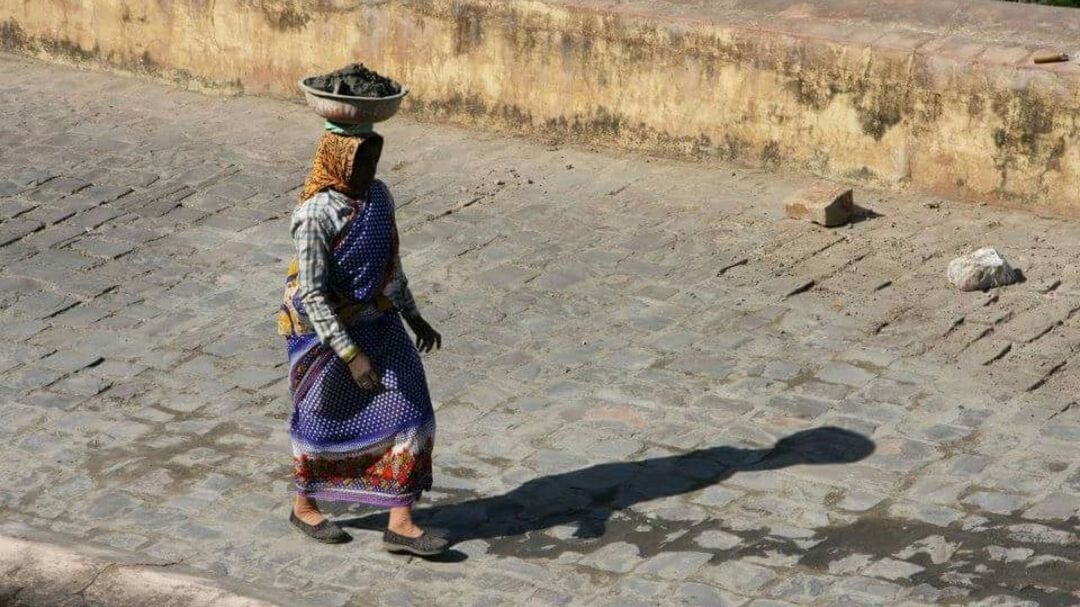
291, 192, 359, 361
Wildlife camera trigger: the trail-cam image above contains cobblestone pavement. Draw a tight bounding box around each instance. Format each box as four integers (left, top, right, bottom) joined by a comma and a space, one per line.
0, 54, 1078, 607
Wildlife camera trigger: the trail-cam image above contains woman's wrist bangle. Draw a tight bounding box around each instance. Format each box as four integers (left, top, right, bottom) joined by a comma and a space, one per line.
340, 345, 360, 364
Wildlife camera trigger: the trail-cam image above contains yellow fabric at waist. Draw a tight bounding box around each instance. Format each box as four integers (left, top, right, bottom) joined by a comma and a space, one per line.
278, 294, 396, 337
278, 256, 396, 337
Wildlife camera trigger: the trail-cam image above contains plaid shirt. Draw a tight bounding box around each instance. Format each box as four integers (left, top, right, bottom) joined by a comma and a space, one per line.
290, 187, 419, 360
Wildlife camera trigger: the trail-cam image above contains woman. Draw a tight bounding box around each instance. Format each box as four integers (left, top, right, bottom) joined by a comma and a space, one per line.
277, 131, 447, 555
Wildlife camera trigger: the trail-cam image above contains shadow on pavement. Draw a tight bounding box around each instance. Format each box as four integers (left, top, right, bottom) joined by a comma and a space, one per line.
339, 426, 874, 556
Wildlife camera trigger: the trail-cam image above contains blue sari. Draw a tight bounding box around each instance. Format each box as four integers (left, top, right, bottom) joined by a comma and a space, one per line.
278, 181, 434, 507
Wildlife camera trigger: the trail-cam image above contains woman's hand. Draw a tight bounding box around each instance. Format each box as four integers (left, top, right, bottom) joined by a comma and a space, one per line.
347, 351, 383, 392
406, 315, 442, 353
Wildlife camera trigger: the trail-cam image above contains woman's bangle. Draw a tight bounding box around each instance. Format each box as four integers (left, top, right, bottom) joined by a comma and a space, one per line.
340, 344, 360, 364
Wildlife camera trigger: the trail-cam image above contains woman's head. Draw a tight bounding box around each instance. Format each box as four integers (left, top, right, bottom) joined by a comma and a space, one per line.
348, 134, 383, 195
300, 132, 384, 202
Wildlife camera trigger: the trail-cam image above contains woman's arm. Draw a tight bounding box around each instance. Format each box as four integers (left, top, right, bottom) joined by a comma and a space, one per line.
390, 260, 440, 352
379, 182, 420, 319
380, 183, 441, 352
384, 254, 420, 320
291, 195, 360, 362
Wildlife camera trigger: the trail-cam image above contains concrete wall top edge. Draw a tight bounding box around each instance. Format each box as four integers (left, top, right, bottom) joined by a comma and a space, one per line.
386, 0, 1080, 86
545, 0, 1080, 50
387, 0, 1079, 77
403, 0, 1078, 79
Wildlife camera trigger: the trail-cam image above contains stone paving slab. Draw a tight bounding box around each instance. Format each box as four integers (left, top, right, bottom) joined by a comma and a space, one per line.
0, 54, 1078, 606
0, 522, 310, 607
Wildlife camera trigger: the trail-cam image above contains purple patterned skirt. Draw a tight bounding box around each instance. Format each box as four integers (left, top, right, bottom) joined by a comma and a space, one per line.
287, 307, 434, 507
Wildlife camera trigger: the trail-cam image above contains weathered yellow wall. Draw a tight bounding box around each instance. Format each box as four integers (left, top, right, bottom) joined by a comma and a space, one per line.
2, 0, 1079, 213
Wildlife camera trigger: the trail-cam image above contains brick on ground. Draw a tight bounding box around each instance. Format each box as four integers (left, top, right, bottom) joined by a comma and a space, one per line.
784, 181, 855, 227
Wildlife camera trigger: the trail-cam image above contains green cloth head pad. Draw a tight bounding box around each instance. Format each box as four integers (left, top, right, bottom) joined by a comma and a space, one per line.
325, 121, 375, 136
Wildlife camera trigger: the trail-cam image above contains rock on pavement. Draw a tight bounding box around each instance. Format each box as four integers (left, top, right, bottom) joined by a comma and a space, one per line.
784, 181, 854, 227
946, 248, 1020, 292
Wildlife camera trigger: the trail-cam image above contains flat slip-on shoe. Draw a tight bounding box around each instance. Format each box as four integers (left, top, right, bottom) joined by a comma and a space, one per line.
383, 529, 450, 556
290, 511, 351, 544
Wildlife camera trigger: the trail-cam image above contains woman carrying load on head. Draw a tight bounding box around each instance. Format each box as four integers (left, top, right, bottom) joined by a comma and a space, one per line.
277, 130, 447, 556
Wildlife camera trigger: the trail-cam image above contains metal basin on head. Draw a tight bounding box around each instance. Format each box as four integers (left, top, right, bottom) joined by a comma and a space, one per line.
299, 78, 408, 124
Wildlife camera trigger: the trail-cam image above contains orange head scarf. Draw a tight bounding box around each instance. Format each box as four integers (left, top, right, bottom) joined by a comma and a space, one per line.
300, 132, 365, 203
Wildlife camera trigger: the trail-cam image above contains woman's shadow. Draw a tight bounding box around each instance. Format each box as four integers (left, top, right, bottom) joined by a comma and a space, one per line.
340, 426, 873, 555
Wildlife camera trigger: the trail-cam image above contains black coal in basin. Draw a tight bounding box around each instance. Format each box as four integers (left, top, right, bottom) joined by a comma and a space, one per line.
307, 64, 402, 98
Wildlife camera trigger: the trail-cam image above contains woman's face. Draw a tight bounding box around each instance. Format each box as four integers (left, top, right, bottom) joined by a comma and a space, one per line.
349, 135, 383, 195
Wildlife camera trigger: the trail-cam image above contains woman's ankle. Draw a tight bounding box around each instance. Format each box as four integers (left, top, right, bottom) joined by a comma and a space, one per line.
387, 507, 423, 538
387, 520, 424, 538
293, 497, 325, 524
